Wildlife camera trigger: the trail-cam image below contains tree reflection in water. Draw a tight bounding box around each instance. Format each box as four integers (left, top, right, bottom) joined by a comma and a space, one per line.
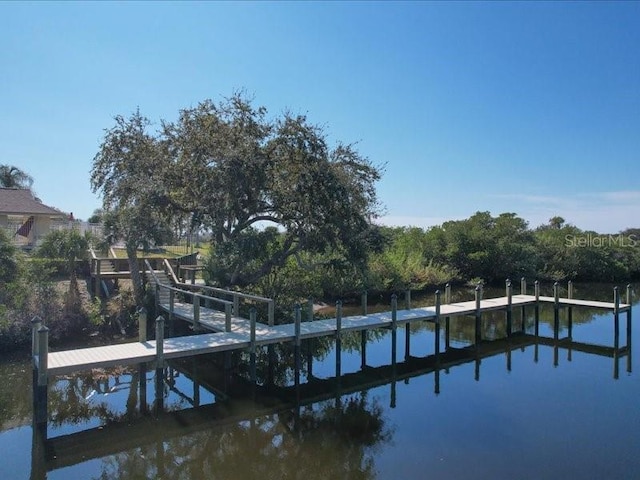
87, 391, 391, 480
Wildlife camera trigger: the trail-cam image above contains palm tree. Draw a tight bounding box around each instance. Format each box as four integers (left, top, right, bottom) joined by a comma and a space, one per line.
0, 165, 34, 189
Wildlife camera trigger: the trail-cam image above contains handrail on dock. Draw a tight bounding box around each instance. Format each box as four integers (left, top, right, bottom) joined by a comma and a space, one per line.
177, 283, 275, 326
145, 258, 275, 326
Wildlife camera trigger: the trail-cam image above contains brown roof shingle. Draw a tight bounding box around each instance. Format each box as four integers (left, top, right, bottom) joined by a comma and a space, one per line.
0, 188, 67, 216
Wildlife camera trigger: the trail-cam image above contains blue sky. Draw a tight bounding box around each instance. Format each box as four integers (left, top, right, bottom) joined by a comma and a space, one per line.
1, 1, 638, 232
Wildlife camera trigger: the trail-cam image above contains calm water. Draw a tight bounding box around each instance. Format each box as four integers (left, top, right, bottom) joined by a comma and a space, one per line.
1, 284, 638, 479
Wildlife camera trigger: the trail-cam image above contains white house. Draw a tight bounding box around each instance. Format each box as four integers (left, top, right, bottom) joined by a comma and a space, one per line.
0, 188, 70, 248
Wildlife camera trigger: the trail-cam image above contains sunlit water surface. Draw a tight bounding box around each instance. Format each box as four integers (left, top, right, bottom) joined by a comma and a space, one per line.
1, 284, 638, 479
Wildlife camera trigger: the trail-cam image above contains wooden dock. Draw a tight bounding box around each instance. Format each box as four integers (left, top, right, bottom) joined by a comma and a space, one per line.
32, 280, 633, 431
42, 286, 631, 377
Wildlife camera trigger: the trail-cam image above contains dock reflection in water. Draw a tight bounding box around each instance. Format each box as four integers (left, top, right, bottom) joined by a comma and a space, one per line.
31, 303, 632, 480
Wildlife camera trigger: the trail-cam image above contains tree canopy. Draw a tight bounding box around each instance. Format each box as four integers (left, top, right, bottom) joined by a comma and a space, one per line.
0, 165, 33, 189
91, 109, 172, 304
91, 94, 383, 302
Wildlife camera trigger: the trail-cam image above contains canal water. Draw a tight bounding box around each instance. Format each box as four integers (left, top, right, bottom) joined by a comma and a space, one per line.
1, 284, 638, 479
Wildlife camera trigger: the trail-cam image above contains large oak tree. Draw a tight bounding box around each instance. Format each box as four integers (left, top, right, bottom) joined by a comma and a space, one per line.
91, 94, 382, 304
162, 94, 382, 287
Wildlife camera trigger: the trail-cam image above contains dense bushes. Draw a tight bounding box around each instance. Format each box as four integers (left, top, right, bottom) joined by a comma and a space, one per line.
230, 212, 639, 303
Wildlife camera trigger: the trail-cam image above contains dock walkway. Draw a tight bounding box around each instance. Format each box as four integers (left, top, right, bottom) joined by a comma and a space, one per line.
45, 291, 631, 377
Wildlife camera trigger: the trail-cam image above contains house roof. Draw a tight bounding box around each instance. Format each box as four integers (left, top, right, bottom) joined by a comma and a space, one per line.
0, 188, 67, 217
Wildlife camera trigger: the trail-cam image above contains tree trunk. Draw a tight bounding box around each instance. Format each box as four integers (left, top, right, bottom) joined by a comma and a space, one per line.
126, 243, 145, 307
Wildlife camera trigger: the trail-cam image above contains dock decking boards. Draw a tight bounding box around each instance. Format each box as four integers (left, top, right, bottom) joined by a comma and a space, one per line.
45, 292, 631, 377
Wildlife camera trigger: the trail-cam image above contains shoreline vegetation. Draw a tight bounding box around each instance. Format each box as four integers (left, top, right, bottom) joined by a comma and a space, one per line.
0, 211, 638, 354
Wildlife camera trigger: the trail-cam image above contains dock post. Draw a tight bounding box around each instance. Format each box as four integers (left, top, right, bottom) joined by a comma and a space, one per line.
138, 307, 147, 342
336, 301, 342, 380
268, 300, 275, 327
233, 294, 240, 319
626, 284, 632, 374
506, 279, 513, 337
155, 316, 165, 368
155, 316, 165, 414
475, 285, 482, 345
225, 303, 232, 333
391, 294, 398, 366
404, 289, 411, 360
553, 282, 560, 366
361, 290, 368, 316
435, 290, 441, 357
445, 283, 451, 350
520, 277, 527, 332
193, 294, 200, 331
96, 259, 102, 298
34, 325, 49, 429
155, 283, 160, 313
361, 290, 367, 369
31, 316, 42, 363
294, 304, 301, 389
307, 297, 314, 322
474, 285, 483, 380
614, 286, 620, 351
567, 281, 573, 338
534, 280, 540, 336
249, 308, 257, 384
614, 287, 621, 379
169, 288, 175, 324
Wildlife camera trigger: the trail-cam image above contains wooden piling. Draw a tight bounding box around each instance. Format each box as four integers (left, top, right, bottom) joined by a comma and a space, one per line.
444, 283, 451, 350
294, 304, 302, 393
553, 283, 560, 354
225, 303, 232, 333
391, 294, 397, 366
193, 294, 200, 331
294, 304, 301, 347
268, 300, 275, 327
614, 286, 620, 357
249, 308, 257, 383
361, 290, 368, 369
37, 326, 49, 388
435, 290, 441, 357
169, 289, 175, 324
361, 290, 368, 316
155, 316, 165, 369
31, 316, 42, 362
475, 285, 482, 345
34, 325, 49, 427
138, 307, 147, 342
307, 297, 314, 322
506, 279, 513, 337
534, 280, 540, 336
626, 285, 632, 374
336, 301, 342, 378
405, 289, 412, 310
521, 277, 527, 295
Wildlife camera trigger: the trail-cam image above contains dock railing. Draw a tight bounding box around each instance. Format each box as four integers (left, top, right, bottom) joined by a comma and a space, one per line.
157, 283, 235, 332
154, 259, 275, 325
178, 283, 275, 326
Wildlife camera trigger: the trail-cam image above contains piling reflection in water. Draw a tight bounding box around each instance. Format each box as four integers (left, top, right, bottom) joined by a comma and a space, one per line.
30, 301, 632, 480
